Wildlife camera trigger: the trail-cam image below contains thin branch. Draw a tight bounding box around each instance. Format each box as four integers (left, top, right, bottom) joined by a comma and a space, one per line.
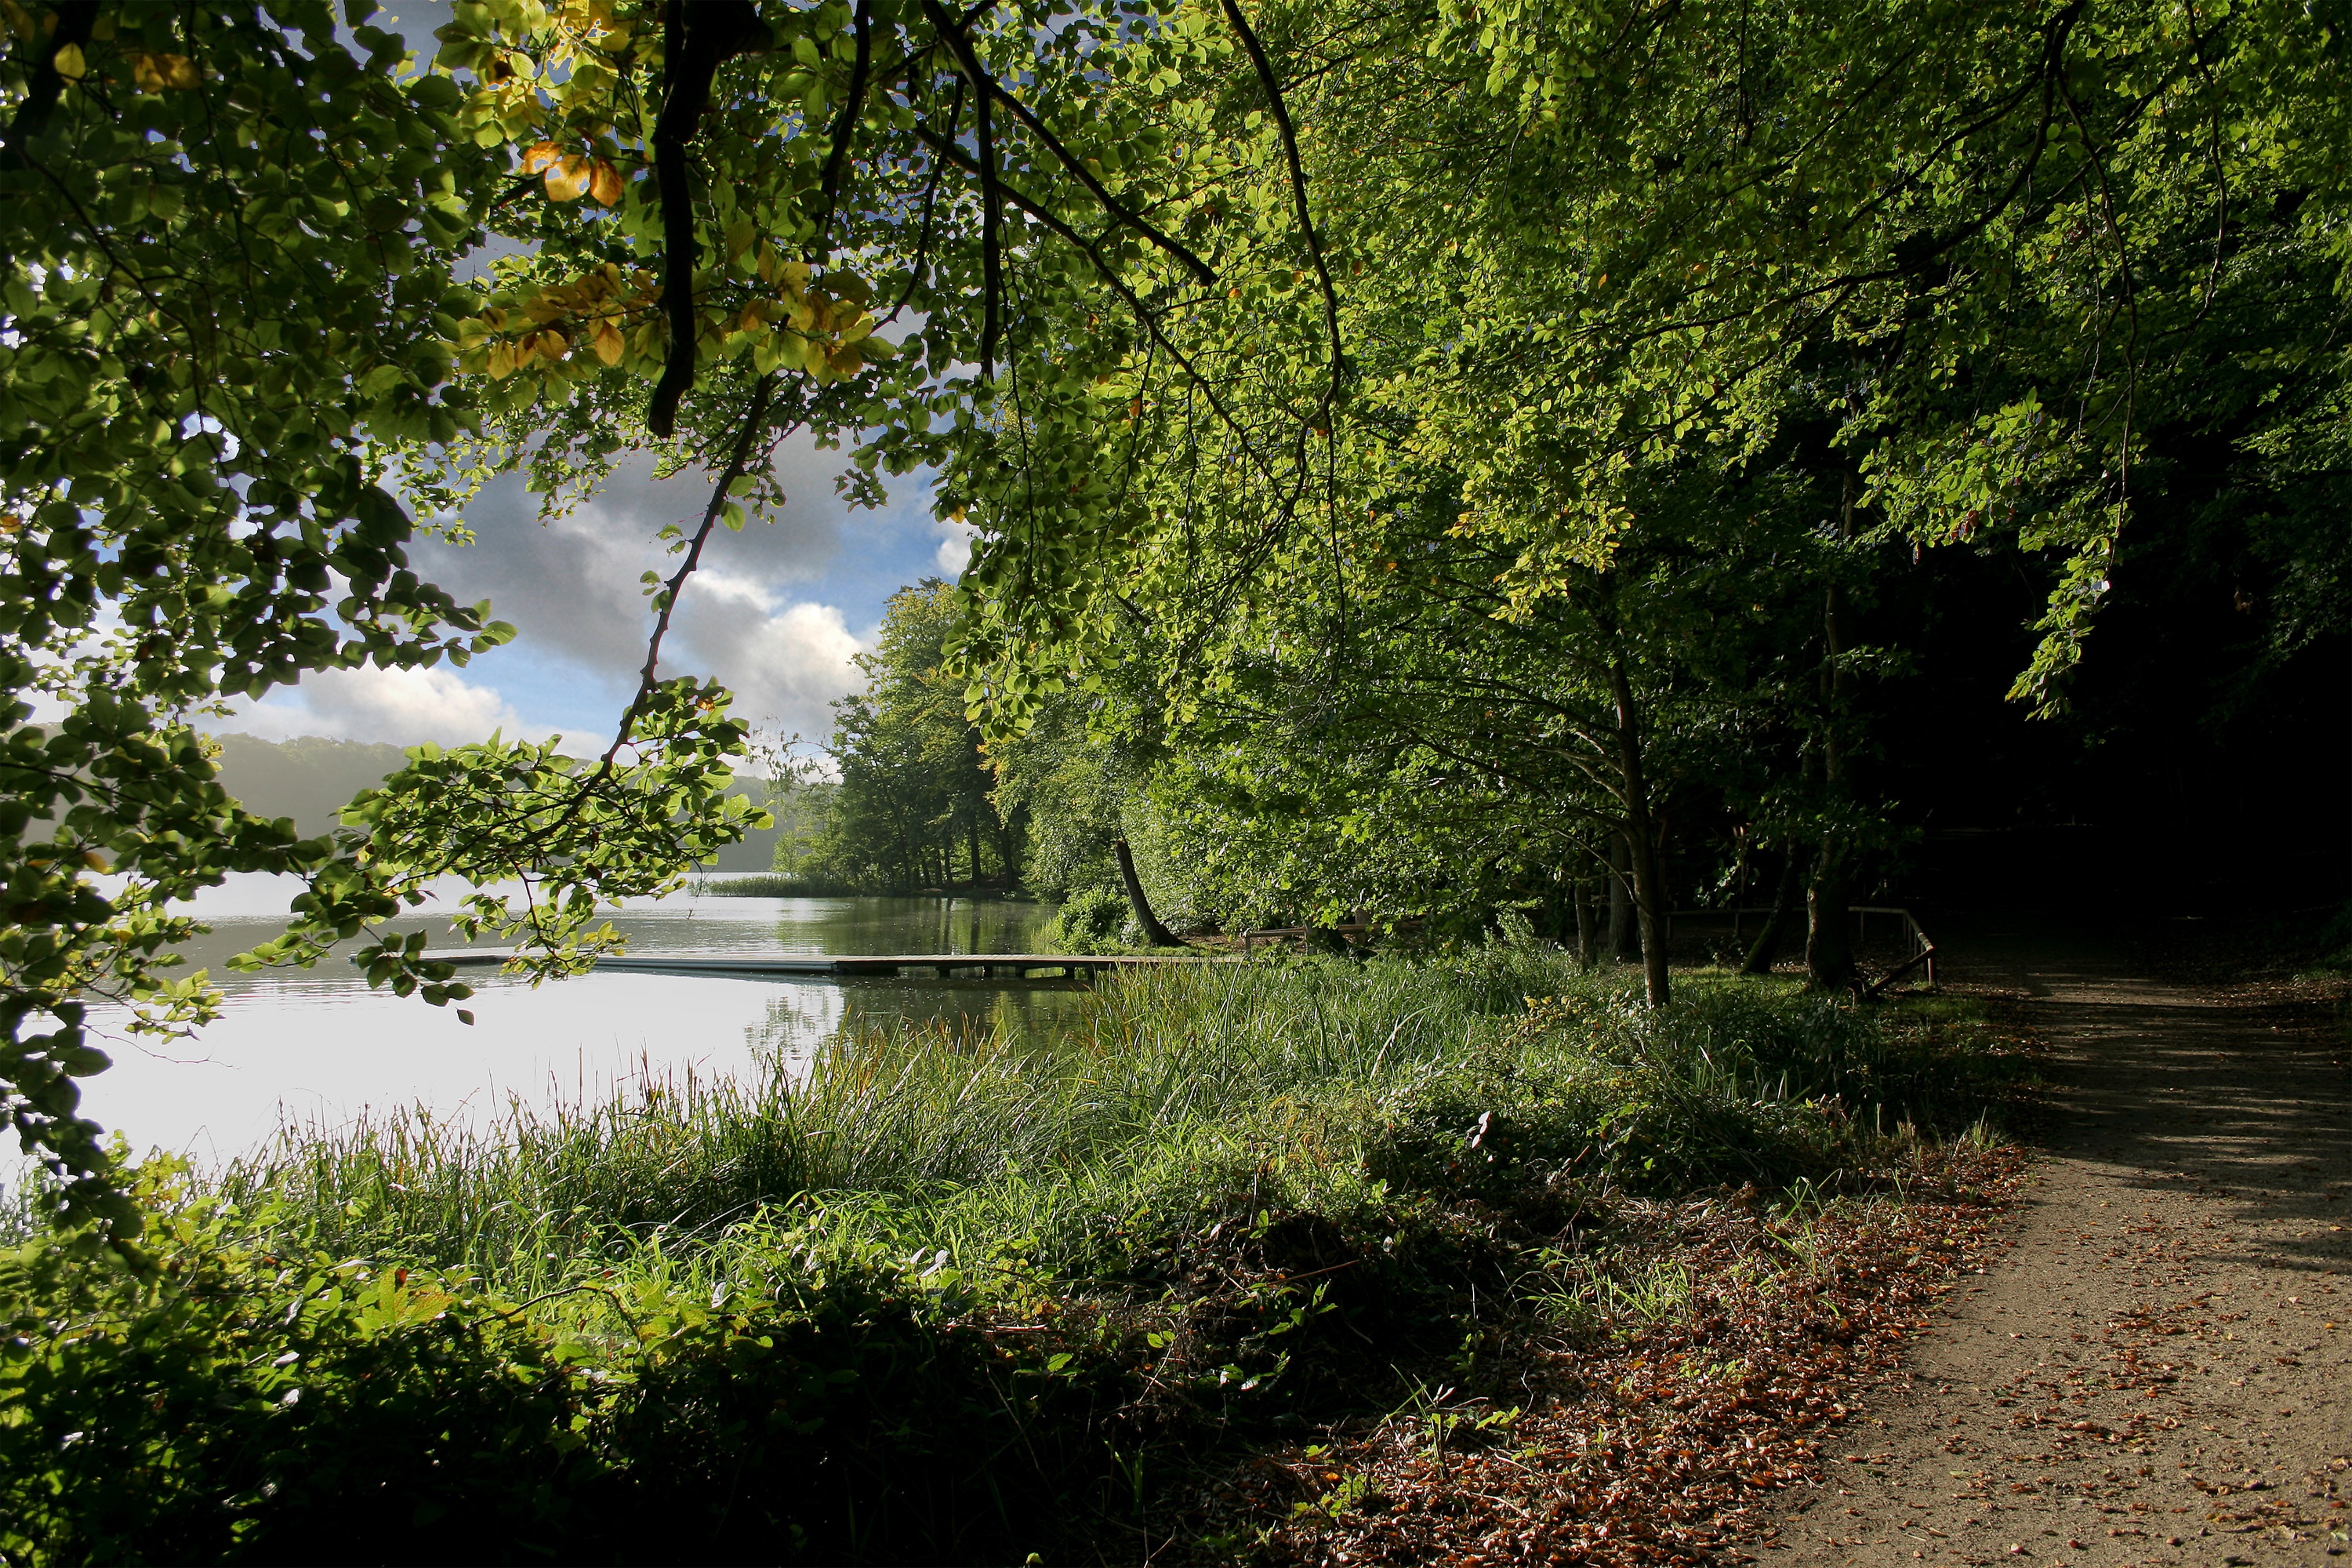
912, 127, 1281, 493
608, 375, 779, 767
916, 0, 1006, 378
924, 0, 1216, 286
816, 0, 875, 247
1218, 0, 1345, 408
884, 78, 961, 323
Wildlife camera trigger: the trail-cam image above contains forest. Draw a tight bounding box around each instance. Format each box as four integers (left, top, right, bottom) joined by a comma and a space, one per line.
0, 0, 2346, 1561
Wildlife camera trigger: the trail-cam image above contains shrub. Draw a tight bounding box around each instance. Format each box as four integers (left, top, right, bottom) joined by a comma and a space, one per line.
1041, 884, 1130, 952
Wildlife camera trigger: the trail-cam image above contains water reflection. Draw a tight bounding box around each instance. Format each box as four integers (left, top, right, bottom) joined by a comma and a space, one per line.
70, 879, 1068, 1167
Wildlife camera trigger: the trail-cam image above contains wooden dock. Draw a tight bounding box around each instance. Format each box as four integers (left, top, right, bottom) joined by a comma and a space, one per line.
419, 950, 1232, 982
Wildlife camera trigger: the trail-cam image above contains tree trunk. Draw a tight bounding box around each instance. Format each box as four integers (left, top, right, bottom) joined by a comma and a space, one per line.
1806, 847, 1858, 993
1573, 862, 1599, 967
995, 811, 1022, 891
1606, 655, 1671, 1008
967, 811, 982, 890
1112, 838, 1185, 948
1806, 475, 1862, 993
1607, 832, 1636, 960
1740, 848, 1806, 975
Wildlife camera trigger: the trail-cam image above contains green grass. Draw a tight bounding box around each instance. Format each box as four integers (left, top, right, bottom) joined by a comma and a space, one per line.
206, 952, 2001, 1288
2, 953, 2020, 1565
687, 871, 836, 897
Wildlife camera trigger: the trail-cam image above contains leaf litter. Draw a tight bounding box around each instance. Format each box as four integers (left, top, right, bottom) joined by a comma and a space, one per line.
1171, 1147, 2027, 1565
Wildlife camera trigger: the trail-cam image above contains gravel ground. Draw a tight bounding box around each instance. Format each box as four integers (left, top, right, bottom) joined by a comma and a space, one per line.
1760, 924, 2352, 1567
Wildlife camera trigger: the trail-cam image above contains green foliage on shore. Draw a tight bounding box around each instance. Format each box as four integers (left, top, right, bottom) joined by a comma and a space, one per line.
787, 583, 1021, 894
2, 959, 2016, 1563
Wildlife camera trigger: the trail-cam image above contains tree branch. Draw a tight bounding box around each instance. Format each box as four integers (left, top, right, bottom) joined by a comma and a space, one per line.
647, 0, 770, 437
923, 0, 1217, 286
1218, 0, 1345, 406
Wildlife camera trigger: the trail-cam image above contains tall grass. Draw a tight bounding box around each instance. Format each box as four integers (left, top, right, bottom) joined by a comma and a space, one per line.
209, 949, 2006, 1297
213, 952, 1546, 1283
2, 950, 2018, 1566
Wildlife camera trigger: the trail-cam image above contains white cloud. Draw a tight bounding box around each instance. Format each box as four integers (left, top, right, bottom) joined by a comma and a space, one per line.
675, 598, 867, 741
935, 515, 977, 575
223, 664, 532, 747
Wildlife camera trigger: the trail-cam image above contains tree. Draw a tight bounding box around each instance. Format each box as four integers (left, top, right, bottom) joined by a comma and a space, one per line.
800, 580, 1009, 891
953, 0, 2352, 992
0, 0, 1337, 1235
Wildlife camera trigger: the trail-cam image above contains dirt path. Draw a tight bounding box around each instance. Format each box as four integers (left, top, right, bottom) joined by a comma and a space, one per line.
1760, 926, 2352, 1566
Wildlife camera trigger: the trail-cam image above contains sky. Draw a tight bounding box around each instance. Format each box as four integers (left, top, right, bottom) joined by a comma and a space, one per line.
209, 2, 970, 756
218, 442, 970, 752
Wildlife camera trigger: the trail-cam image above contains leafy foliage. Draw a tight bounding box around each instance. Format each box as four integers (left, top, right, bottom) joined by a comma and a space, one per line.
792, 581, 1013, 891
2, 964, 2014, 1563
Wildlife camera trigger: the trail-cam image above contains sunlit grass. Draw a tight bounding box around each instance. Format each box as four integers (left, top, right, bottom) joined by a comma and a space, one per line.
198, 951, 2009, 1301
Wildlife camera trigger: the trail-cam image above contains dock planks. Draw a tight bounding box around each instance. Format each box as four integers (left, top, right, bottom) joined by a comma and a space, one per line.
419, 950, 1233, 981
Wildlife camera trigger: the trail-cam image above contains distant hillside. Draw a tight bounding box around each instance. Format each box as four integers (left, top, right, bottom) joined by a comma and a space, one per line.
206, 733, 413, 837
203, 732, 784, 870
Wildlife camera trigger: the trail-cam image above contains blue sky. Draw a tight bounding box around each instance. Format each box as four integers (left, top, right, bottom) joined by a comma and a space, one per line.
221, 442, 967, 752
208, 3, 970, 754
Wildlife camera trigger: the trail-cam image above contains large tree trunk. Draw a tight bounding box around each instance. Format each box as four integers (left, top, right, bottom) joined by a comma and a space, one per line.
1112, 838, 1185, 948
1606, 656, 1671, 1008
1740, 848, 1807, 975
1607, 832, 1636, 960
1806, 847, 1858, 992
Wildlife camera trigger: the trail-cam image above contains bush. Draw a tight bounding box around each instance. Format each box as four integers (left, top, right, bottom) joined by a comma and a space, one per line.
1041, 884, 1130, 952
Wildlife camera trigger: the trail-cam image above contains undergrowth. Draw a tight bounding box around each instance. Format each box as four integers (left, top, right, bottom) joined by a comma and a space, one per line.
0, 954, 2021, 1565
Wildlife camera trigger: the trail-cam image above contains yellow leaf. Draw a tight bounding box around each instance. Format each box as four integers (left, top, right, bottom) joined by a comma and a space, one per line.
131, 51, 198, 90
544, 156, 591, 201
520, 140, 565, 174
486, 341, 516, 379
593, 319, 625, 365
737, 303, 765, 336
50, 41, 85, 80
589, 160, 624, 206
1, 2, 34, 44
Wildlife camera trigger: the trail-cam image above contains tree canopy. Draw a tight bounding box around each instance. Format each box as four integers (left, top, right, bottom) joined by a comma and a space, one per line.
2, 0, 2345, 1235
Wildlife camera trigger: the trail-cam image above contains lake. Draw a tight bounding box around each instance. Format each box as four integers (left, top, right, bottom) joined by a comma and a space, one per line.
69, 877, 1067, 1167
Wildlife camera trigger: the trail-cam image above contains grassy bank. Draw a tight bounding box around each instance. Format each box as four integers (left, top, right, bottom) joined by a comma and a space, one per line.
688, 872, 855, 897
1, 954, 2023, 1565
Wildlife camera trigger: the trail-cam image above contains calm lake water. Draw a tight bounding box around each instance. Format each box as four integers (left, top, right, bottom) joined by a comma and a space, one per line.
71, 877, 1065, 1166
